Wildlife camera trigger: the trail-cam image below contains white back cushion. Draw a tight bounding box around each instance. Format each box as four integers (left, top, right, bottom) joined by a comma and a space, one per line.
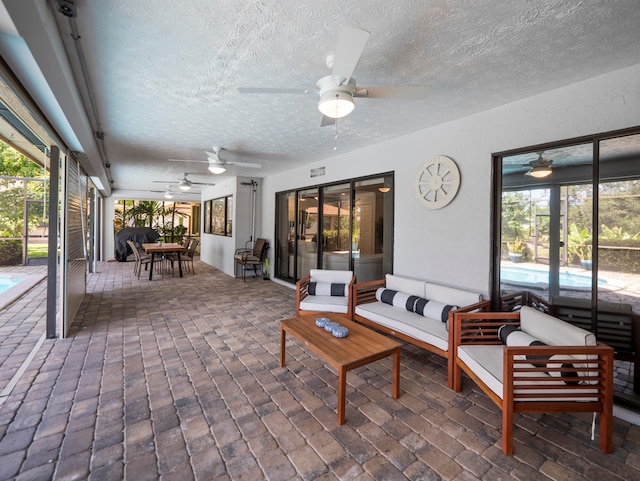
520, 306, 596, 346
386, 274, 425, 297
424, 283, 482, 307
310, 269, 353, 284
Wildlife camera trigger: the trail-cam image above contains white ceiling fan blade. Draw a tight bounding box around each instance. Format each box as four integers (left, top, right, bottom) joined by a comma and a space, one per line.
237, 87, 312, 94
332, 25, 370, 84
153, 180, 179, 184
228, 161, 261, 169
190, 181, 217, 186
168, 158, 208, 163
320, 115, 335, 127
354, 85, 431, 99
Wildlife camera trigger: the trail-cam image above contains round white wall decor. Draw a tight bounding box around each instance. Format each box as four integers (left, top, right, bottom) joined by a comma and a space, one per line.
414, 155, 461, 209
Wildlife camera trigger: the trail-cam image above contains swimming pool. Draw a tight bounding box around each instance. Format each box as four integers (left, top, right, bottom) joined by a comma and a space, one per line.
500, 266, 607, 290
0, 273, 46, 310
0, 275, 25, 294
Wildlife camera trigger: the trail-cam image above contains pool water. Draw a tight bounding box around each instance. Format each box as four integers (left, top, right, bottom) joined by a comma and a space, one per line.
500, 266, 606, 289
0, 276, 24, 294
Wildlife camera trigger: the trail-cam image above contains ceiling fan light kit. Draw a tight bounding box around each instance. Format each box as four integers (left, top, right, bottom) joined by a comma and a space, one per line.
178, 179, 192, 190
208, 164, 226, 174
526, 165, 553, 178
164, 191, 174, 199
318, 91, 355, 118
525, 153, 553, 178
317, 76, 356, 118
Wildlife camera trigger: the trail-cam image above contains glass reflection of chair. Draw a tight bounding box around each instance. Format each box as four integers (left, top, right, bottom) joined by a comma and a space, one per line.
234, 238, 269, 281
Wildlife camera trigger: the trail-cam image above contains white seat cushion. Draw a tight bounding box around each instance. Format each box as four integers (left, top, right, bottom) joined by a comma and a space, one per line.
299, 295, 349, 314
355, 301, 449, 351
458, 344, 598, 401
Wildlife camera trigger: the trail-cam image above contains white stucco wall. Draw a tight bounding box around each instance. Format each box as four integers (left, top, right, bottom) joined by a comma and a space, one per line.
200, 176, 262, 276
259, 63, 640, 296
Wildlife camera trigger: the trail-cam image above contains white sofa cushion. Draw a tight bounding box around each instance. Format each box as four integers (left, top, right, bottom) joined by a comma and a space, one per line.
520, 306, 596, 347
425, 283, 482, 307
300, 295, 349, 314
310, 269, 353, 284
386, 274, 426, 297
355, 302, 449, 352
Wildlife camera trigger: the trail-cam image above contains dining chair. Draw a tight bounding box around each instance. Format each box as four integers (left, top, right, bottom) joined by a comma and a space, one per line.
181, 238, 199, 274
127, 240, 162, 278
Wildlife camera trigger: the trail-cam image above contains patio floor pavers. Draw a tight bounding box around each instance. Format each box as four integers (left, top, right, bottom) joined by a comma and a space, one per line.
0, 260, 639, 480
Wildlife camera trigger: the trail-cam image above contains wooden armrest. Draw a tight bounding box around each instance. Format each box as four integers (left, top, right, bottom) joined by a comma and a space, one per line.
451, 299, 491, 314
353, 278, 386, 306
503, 343, 614, 401
451, 311, 520, 347
295, 274, 311, 313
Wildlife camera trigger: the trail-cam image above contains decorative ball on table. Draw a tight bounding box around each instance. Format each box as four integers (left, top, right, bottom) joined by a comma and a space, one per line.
315, 317, 330, 328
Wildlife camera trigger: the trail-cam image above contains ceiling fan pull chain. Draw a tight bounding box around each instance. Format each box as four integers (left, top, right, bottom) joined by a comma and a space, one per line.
334, 116, 339, 151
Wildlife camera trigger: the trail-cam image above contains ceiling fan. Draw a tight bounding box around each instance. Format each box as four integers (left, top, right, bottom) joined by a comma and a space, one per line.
238, 25, 430, 125
152, 173, 216, 191
149, 185, 197, 199
525, 153, 553, 178
169, 147, 261, 174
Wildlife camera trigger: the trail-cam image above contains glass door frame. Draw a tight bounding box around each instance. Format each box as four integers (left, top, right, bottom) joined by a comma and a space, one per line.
491, 126, 640, 319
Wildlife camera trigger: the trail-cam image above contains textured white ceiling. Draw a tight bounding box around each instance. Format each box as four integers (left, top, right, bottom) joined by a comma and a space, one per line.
48, 0, 640, 195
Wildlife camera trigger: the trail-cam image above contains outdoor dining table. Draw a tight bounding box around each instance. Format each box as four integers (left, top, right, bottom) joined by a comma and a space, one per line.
141, 242, 184, 280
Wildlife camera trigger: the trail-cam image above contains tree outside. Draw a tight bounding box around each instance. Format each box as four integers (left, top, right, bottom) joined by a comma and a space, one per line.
0, 142, 49, 265
114, 199, 190, 244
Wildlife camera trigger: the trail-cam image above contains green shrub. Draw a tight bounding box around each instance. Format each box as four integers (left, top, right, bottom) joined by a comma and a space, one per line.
0, 239, 22, 266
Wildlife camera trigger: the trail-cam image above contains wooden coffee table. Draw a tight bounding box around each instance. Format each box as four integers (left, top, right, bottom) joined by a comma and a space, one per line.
280, 313, 401, 424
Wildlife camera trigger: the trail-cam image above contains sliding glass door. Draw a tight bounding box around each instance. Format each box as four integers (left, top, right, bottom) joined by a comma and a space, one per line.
493, 127, 640, 406
275, 173, 394, 283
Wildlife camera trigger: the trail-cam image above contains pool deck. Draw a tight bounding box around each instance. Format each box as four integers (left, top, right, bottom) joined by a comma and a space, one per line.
0, 271, 47, 311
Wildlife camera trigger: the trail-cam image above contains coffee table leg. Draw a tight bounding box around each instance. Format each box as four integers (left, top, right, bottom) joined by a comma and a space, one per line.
338, 366, 347, 425
280, 326, 286, 367
392, 347, 400, 399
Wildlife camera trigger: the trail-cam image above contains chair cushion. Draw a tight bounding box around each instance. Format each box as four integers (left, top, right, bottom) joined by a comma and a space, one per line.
310, 269, 353, 284
235, 254, 260, 262
299, 295, 349, 314
308, 282, 347, 297
520, 306, 596, 347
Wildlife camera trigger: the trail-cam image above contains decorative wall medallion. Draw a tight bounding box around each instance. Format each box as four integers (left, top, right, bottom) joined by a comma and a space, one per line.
414, 155, 460, 209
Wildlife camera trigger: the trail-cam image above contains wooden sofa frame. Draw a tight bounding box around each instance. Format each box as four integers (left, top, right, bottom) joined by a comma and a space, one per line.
296, 273, 356, 319
352, 278, 491, 384
450, 310, 614, 455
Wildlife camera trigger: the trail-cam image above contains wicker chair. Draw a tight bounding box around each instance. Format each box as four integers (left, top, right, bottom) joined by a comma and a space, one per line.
234, 238, 269, 281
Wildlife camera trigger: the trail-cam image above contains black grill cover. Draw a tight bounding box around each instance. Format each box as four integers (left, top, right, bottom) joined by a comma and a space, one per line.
114, 227, 161, 262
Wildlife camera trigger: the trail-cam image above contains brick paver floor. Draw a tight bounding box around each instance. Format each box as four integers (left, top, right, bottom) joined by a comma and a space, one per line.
0, 260, 639, 480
